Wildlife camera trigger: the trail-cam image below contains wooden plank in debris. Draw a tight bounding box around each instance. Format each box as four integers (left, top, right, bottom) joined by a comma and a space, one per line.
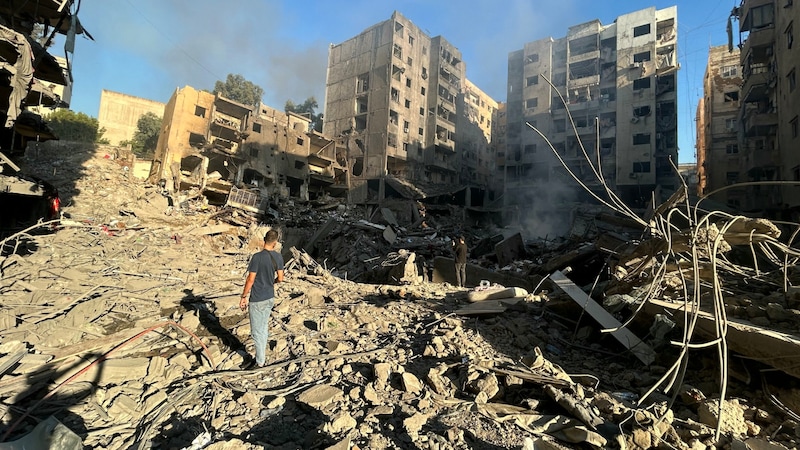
550, 270, 655, 365
645, 299, 800, 380
0, 352, 26, 377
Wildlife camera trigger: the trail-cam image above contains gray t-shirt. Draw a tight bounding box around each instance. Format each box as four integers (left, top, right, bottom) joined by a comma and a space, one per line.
246, 250, 285, 302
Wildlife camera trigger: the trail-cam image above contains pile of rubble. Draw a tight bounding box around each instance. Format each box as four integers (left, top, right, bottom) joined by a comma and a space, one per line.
1, 143, 799, 449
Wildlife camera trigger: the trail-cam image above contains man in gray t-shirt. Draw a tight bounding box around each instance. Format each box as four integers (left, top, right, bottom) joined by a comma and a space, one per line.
240, 229, 284, 368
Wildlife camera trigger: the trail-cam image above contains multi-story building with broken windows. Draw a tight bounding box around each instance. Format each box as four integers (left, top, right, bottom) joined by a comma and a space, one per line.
696, 45, 743, 205
323, 11, 498, 206
150, 86, 346, 212
503, 6, 679, 220
731, 0, 800, 218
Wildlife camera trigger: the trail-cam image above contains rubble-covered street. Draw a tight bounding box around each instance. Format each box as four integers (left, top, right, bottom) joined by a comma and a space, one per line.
3, 143, 800, 450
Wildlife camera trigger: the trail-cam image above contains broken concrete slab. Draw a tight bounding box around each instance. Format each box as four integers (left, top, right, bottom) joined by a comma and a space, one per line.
550, 270, 655, 365
432, 256, 536, 291
495, 232, 526, 267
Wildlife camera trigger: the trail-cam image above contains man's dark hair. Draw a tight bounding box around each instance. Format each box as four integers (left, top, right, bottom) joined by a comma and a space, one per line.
265, 229, 279, 244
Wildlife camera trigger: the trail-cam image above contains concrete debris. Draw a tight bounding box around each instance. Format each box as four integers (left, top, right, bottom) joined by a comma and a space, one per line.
1, 144, 800, 449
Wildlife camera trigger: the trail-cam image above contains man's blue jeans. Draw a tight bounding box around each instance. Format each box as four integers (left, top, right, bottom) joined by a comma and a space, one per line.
249, 298, 275, 366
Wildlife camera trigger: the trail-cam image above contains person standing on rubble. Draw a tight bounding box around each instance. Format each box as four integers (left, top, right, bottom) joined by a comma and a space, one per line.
240, 229, 284, 368
453, 235, 468, 288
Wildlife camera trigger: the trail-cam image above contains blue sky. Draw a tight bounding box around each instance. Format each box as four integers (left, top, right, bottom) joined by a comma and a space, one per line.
64, 0, 736, 164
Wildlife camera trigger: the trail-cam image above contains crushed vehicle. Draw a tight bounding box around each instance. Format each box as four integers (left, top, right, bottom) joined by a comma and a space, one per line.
0, 150, 60, 234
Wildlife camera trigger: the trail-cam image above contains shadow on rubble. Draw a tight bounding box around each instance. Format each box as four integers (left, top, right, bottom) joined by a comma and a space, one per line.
179, 289, 248, 358
21, 141, 106, 215
0, 353, 103, 443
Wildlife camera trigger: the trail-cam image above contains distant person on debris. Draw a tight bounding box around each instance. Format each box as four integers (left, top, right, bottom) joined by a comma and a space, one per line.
453, 235, 468, 288
240, 229, 284, 368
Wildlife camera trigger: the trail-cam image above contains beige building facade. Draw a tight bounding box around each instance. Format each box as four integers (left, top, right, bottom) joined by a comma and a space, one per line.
733, 0, 800, 217
97, 89, 166, 146
150, 86, 346, 209
696, 45, 742, 206
323, 11, 497, 205
504, 6, 679, 217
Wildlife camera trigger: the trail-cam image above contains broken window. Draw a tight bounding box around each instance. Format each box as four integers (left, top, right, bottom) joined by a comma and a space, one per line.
419, 127, 424, 136
296, 137, 304, 145
633, 23, 651, 37
392, 65, 403, 81
419, 107, 425, 116
633, 161, 651, 173
633, 77, 651, 90
787, 22, 794, 49
403, 120, 410, 133
526, 98, 538, 109
788, 69, 797, 92
195, 105, 206, 118
407, 57, 413, 66
189, 132, 206, 148
391, 88, 400, 102
388, 132, 397, 147
525, 53, 539, 64
633, 105, 651, 117
404, 99, 411, 108
295, 160, 306, 170
724, 91, 739, 102
421, 86, 426, 95
356, 97, 368, 114
357, 73, 370, 93
526, 75, 539, 87
408, 35, 414, 46
422, 67, 428, 79
394, 21, 404, 36
721, 65, 737, 77
389, 110, 398, 125
633, 51, 651, 63
743, 4, 774, 30
726, 118, 737, 131
633, 133, 650, 145
252, 122, 262, 133
406, 78, 412, 88
393, 44, 403, 59
249, 146, 259, 157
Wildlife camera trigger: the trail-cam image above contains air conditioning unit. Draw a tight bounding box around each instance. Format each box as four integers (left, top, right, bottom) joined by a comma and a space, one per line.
630, 62, 642, 69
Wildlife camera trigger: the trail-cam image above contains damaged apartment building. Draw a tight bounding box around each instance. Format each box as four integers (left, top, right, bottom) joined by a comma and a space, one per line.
148, 86, 347, 213
0, 0, 88, 155
696, 45, 743, 208
503, 6, 679, 217
323, 11, 499, 207
725, 0, 800, 219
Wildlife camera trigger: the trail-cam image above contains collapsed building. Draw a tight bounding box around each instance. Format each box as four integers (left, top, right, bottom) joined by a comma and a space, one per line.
0, 0, 90, 155
148, 86, 348, 213
323, 11, 500, 209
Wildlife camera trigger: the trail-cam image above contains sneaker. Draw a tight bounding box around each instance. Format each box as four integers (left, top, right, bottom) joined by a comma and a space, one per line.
240, 356, 256, 370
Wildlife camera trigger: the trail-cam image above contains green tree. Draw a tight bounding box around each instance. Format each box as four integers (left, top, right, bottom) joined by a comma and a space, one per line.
45, 109, 104, 143
128, 112, 162, 158
285, 97, 323, 132
212, 73, 264, 107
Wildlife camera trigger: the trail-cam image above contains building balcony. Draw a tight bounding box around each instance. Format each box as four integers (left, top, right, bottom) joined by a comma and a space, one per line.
567, 99, 601, 112
568, 49, 600, 64
742, 70, 774, 102
741, 25, 775, 61
568, 74, 600, 89
743, 109, 777, 137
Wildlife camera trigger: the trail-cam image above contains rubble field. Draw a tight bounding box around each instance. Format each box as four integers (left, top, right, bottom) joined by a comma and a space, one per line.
2, 143, 800, 449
